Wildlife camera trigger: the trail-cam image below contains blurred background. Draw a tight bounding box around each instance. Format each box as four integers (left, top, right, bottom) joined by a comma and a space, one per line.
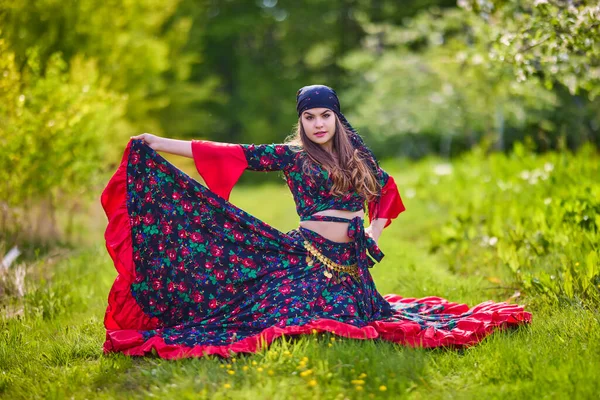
0, 0, 598, 251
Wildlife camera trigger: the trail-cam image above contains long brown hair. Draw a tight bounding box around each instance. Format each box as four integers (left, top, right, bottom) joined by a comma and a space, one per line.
285, 114, 381, 202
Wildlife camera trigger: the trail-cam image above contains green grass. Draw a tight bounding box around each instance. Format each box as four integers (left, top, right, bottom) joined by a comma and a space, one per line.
1, 156, 599, 399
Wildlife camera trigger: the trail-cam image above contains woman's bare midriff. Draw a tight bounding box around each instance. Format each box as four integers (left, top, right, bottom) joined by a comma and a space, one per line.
299, 209, 365, 243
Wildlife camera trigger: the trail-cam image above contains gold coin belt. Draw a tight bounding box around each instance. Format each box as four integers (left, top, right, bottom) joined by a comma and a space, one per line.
302, 239, 360, 281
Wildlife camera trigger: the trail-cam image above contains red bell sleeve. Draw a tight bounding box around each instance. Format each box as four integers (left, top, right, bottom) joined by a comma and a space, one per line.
191, 140, 248, 201
368, 174, 406, 228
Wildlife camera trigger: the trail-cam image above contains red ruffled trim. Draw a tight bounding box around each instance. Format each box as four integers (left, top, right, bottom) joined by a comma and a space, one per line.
105, 318, 380, 359
191, 140, 248, 201
368, 176, 406, 227
373, 295, 532, 348
103, 295, 532, 359
101, 140, 161, 353
101, 140, 531, 359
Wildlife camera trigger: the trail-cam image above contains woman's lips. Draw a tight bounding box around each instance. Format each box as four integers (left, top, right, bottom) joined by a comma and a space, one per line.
315, 131, 327, 137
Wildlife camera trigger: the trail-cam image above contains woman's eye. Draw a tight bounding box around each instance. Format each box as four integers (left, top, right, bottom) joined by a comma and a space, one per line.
306, 116, 313, 120
324, 114, 330, 118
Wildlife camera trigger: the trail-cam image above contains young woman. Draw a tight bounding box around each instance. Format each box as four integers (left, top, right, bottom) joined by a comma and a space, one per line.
102, 85, 530, 359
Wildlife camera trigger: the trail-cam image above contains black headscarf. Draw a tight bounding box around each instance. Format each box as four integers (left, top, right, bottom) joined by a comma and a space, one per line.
295, 84, 380, 171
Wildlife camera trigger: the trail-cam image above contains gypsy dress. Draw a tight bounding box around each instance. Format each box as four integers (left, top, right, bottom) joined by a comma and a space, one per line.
101, 139, 531, 359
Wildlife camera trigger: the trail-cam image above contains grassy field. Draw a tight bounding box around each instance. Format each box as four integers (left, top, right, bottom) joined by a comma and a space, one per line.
1, 148, 599, 399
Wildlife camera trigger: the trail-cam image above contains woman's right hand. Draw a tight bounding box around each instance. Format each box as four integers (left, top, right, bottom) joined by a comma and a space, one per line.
131, 133, 162, 150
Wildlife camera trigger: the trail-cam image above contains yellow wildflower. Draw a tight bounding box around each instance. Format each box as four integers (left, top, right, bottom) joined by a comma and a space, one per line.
300, 369, 313, 377
302, 356, 309, 362
252, 361, 258, 366
257, 367, 263, 372
223, 383, 231, 389
232, 358, 237, 363
351, 380, 365, 385
359, 373, 367, 379
379, 385, 387, 391
328, 343, 333, 347
227, 370, 235, 375
308, 379, 317, 387
355, 386, 364, 391
268, 370, 275, 376
312, 329, 318, 334
242, 366, 249, 371
219, 364, 225, 369
284, 350, 291, 356
330, 337, 336, 342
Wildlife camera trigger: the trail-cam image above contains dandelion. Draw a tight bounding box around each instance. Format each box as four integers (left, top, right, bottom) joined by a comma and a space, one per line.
300, 369, 313, 377
351, 380, 365, 385
268, 370, 275, 376
312, 329, 318, 334
358, 373, 367, 379
330, 337, 336, 342
379, 385, 387, 391
284, 350, 291, 356
252, 361, 258, 366
257, 367, 264, 372
355, 386, 364, 391
308, 379, 317, 387
219, 364, 225, 369
232, 358, 237, 363
328, 343, 332, 347
242, 366, 249, 371
227, 370, 235, 375
223, 383, 231, 389
302, 356, 308, 362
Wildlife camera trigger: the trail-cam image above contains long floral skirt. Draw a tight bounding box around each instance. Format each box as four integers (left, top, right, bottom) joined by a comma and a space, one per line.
101, 140, 531, 359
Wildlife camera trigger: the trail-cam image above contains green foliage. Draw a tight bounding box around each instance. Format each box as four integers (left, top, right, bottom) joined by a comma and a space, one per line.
341, 2, 600, 157
461, 0, 600, 97
427, 142, 600, 305
0, 0, 216, 244
0, 39, 125, 241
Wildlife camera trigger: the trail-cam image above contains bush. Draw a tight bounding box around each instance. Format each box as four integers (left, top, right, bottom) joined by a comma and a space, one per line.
424, 142, 600, 305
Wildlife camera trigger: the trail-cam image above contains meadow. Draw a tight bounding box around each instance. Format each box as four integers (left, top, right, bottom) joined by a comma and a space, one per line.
1, 145, 599, 399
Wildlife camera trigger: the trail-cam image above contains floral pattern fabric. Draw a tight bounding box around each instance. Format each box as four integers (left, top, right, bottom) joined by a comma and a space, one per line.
101, 140, 532, 359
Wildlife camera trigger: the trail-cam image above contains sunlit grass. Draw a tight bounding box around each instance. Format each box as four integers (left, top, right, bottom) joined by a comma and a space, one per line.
1, 158, 599, 399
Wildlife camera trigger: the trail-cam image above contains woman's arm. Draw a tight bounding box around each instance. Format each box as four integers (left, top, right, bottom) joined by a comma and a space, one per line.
366, 218, 388, 244
130, 133, 192, 158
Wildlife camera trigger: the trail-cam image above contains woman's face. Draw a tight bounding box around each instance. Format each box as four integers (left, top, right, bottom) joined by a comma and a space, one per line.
301, 108, 336, 148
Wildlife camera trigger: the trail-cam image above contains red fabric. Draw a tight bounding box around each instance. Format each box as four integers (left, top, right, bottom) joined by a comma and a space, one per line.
101, 139, 531, 359
101, 141, 161, 353
191, 140, 248, 201
368, 176, 405, 227
102, 296, 532, 359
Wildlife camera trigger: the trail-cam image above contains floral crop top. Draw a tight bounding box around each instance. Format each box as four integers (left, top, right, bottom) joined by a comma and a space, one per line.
191, 140, 405, 227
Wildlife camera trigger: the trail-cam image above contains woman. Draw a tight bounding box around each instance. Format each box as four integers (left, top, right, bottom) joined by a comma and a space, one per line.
102, 84, 530, 359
